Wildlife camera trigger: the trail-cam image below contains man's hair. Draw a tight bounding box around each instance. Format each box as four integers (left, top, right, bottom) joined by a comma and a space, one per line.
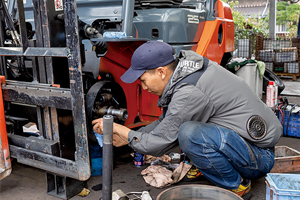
167, 58, 179, 71
146, 58, 178, 74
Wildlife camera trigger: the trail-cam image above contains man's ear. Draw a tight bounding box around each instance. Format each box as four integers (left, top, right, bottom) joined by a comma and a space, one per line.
157, 67, 167, 79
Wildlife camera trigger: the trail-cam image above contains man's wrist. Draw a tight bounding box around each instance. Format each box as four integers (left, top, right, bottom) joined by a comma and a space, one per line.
114, 123, 130, 141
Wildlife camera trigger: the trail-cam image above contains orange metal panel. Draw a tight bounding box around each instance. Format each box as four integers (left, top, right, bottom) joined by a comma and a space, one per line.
217, 0, 225, 19
224, 20, 235, 52
0, 76, 11, 180
217, 0, 233, 20
195, 20, 225, 64
195, 0, 234, 63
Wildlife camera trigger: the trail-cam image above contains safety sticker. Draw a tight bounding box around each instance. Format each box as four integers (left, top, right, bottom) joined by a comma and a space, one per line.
54, 0, 63, 11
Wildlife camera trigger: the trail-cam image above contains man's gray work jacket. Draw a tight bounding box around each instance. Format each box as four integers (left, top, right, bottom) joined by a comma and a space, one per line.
128, 50, 283, 156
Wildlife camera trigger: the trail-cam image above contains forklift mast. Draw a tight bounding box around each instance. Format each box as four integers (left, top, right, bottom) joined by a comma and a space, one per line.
0, 0, 92, 198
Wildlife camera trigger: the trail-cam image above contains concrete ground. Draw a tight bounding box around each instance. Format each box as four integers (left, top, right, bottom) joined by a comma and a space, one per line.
0, 77, 300, 200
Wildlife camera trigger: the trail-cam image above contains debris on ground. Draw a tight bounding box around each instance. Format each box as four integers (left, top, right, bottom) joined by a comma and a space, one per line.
77, 188, 90, 197
144, 154, 171, 164
112, 189, 127, 200
22, 122, 40, 135
141, 162, 191, 188
112, 190, 153, 200
91, 183, 102, 191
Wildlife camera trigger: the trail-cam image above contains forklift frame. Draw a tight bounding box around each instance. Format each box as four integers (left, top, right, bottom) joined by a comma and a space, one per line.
0, 0, 90, 183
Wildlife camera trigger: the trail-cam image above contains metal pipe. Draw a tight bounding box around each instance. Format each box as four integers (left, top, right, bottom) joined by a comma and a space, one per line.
97, 106, 128, 121
122, 0, 134, 37
102, 115, 113, 200
0, 8, 8, 77
269, 0, 276, 39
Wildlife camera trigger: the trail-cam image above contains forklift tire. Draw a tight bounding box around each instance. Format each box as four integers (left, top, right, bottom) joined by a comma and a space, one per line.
86, 81, 127, 145
220, 52, 233, 68
263, 68, 285, 95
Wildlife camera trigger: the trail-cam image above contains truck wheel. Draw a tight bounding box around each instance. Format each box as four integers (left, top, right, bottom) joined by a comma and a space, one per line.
263, 68, 285, 94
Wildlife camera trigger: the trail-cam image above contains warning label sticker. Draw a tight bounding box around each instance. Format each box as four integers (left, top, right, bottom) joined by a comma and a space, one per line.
54, 0, 63, 11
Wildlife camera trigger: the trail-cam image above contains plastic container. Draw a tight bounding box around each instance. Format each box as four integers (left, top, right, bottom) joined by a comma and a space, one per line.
266, 81, 276, 107
284, 62, 300, 74
277, 108, 300, 137
90, 144, 103, 176
133, 152, 145, 167
237, 39, 250, 58
266, 173, 300, 200
91, 157, 103, 176
259, 50, 274, 62
157, 184, 242, 200
103, 31, 126, 39
235, 63, 263, 99
271, 146, 300, 173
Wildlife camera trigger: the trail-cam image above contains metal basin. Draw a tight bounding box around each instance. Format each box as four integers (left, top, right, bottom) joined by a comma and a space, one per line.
156, 184, 243, 200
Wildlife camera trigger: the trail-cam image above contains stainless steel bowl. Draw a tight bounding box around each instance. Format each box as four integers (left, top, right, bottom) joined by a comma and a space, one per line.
156, 184, 243, 200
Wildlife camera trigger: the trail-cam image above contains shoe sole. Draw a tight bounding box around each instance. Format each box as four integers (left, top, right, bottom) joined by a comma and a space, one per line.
242, 192, 253, 200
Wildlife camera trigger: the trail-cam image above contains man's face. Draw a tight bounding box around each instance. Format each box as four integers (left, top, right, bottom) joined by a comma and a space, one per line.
139, 68, 166, 96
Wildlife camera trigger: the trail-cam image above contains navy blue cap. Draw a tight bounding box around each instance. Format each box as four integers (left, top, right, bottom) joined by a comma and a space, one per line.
121, 41, 175, 83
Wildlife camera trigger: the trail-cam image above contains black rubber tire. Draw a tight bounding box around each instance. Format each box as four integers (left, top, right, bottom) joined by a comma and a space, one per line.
220, 52, 233, 68
263, 68, 285, 94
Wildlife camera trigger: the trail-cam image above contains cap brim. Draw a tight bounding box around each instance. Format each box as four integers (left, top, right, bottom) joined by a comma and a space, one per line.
121, 67, 146, 83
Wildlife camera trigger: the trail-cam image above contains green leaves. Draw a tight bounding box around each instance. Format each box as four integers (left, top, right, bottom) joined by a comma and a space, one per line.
224, 0, 300, 39
276, 1, 300, 38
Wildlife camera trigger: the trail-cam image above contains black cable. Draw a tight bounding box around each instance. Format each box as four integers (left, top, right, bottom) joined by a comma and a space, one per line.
7, 60, 33, 80
7, 61, 19, 69
0, 0, 16, 32
0, 0, 20, 44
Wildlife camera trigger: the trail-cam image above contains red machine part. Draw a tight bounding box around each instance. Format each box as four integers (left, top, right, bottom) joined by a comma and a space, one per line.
99, 1, 235, 129
0, 76, 11, 180
99, 41, 162, 129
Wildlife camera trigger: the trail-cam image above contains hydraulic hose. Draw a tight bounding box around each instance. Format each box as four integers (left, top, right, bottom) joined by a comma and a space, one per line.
0, 0, 20, 44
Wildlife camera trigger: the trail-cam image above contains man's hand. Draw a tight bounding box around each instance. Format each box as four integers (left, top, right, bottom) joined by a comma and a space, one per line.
92, 118, 104, 134
92, 118, 131, 147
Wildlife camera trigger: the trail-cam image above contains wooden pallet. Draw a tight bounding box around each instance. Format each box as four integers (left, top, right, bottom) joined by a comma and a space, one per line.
275, 72, 299, 81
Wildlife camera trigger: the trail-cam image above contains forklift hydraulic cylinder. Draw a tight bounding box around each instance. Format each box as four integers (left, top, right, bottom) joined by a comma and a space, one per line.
102, 115, 113, 200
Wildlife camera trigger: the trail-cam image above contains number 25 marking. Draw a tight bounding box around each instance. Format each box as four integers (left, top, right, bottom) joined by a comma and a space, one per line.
187, 15, 199, 24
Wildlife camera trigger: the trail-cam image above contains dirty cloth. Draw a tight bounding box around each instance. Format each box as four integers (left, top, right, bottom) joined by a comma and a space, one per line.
227, 58, 265, 78
226, 58, 255, 72
144, 154, 171, 164
23, 122, 40, 135
141, 162, 191, 188
93, 130, 103, 147
256, 60, 265, 78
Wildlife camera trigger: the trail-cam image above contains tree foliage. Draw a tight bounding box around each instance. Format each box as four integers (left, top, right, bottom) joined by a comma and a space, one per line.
277, 2, 300, 25
224, 0, 300, 39
224, 0, 246, 30
276, 1, 300, 38
223, 0, 268, 39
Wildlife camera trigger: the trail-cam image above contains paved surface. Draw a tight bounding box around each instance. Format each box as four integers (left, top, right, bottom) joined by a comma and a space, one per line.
0, 78, 300, 200
281, 81, 300, 97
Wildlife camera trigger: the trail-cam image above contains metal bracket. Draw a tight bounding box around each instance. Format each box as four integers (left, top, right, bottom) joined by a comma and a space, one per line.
46, 172, 87, 199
